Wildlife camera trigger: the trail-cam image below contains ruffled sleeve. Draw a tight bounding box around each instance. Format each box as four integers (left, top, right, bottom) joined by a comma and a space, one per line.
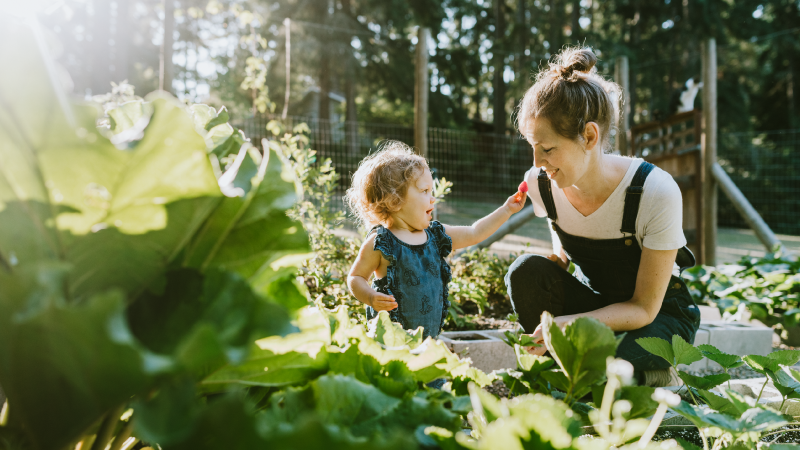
427, 221, 452, 259
368, 225, 396, 265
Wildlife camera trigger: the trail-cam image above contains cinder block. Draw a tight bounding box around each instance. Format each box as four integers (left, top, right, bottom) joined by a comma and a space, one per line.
702, 321, 773, 370
439, 330, 517, 373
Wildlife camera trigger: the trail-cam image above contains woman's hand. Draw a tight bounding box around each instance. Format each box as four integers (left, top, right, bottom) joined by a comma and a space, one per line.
547, 253, 569, 270
523, 316, 572, 355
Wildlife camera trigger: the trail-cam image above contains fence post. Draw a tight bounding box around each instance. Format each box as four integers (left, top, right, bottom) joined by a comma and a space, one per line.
614, 56, 630, 156
701, 38, 718, 265
414, 27, 430, 158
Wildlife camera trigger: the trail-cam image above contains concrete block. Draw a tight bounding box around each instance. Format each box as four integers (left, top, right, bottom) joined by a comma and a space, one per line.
702, 321, 773, 370
439, 330, 517, 373
698, 305, 722, 321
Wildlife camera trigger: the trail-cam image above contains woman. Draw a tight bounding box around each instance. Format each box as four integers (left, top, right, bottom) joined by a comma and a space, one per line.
506, 47, 700, 387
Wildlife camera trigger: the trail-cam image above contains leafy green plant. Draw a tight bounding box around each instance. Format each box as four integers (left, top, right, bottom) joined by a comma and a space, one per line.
0, 20, 308, 449
741, 350, 800, 403
446, 248, 518, 322
636, 335, 730, 404
684, 252, 800, 341
541, 312, 621, 405
267, 120, 364, 312
638, 335, 800, 448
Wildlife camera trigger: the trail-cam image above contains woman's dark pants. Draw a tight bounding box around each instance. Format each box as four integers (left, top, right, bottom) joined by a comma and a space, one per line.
504, 254, 701, 372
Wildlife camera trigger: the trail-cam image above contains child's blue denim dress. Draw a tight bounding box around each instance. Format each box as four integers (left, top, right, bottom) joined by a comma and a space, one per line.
365, 221, 452, 339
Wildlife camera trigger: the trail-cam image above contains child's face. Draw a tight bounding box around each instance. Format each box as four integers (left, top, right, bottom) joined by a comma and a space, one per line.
393, 167, 435, 231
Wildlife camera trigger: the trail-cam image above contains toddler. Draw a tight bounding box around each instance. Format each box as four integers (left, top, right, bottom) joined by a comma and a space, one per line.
345, 141, 527, 339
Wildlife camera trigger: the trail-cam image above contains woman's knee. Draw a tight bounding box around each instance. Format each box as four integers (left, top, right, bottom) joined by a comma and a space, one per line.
505, 254, 559, 291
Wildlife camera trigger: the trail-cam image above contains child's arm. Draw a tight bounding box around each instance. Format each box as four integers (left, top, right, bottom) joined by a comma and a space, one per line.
444, 190, 527, 251
347, 234, 398, 311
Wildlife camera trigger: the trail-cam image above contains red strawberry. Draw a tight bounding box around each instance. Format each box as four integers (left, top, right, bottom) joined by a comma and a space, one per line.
518, 181, 528, 193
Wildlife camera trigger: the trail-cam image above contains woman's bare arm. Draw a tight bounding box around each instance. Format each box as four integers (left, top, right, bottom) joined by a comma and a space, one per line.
526, 247, 677, 354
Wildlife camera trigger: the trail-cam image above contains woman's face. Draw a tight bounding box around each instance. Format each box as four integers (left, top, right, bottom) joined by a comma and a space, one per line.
525, 117, 596, 189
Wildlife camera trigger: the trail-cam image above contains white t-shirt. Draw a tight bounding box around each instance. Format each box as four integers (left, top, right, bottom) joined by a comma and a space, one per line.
523, 157, 687, 254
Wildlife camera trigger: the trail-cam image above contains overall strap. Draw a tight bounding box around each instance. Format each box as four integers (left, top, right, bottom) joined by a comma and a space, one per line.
620, 161, 656, 234
537, 168, 558, 221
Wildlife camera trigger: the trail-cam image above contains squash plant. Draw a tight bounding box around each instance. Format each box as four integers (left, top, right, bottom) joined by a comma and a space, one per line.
0, 18, 308, 449
684, 252, 800, 338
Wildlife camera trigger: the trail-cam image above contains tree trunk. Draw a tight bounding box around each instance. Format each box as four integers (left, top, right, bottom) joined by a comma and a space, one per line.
159, 0, 175, 94
91, 0, 111, 95
493, 0, 507, 134
571, 0, 580, 43
114, 1, 131, 82
341, 0, 359, 154
516, 0, 528, 75
548, 0, 563, 54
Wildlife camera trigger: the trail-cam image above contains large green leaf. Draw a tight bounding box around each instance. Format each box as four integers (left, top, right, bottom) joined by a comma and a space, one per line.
635, 337, 675, 366
0, 38, 222, 299
182, 144, 310, 303
0, 267, 150, 450
671, 401, 787, 436
127, 268, 296, 377
200, 349, 329, 392
672, 335, 703, 366
678, 371, 731, 390
619, 386, 658, 419
541, 313, 618, 399
266, 374, 460, 440
374, 311, 424, 349
697, 344, 744, 370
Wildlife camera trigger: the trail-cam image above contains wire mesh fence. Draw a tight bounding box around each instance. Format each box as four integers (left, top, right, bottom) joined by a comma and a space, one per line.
243, 115, 532, 209
242, 114, 800, 237
718, 129, 800, 236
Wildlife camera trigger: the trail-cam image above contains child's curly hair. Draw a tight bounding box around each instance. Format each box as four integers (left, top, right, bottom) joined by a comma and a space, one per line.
345, 141, 428, 228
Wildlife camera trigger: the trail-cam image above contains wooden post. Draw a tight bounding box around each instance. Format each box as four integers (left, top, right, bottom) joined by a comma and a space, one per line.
414, 27, 430, 158
701, 38, 717, 265
282, 18, 291, 120
159, 0, 174, 94
614, 56, 630, 156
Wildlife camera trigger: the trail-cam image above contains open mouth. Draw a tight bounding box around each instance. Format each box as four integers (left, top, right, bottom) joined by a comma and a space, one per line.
426, 208, 434, 216
547, 168, 559, 179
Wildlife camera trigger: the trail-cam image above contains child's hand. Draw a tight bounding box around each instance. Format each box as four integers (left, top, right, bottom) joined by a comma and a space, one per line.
369, 291, 398, 311
503, 191, 527, 214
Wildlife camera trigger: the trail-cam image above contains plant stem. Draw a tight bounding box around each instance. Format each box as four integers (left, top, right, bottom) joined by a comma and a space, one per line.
726, 369, 731, 390
781, 396, 787, 412
699, 428, 709, 450
90, 405, 125, 450
638, 403, 668, 447
108, 419, 134, 450
756, 378, 768, 403
597, 377, 619, 439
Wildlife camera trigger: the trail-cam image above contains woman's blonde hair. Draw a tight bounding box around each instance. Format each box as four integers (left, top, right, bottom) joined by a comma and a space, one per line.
345, 141, 428, 228
517, 46, 621, 152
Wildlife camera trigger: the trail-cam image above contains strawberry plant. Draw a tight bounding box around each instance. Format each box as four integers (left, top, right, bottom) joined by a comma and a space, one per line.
638, 335, 800, 448
684, 251, 800, 342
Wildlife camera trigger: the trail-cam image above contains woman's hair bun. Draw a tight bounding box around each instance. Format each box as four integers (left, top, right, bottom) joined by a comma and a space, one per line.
552, 47, 597, 80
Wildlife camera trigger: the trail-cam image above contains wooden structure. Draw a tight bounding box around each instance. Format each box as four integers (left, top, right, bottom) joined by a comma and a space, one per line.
414, 27, 430, 158
630, 110, 704, 261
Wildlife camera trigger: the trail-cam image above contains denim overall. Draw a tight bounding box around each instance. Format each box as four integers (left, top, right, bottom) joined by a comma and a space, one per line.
366, 221, 452, 339
505, 162, 701, 371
